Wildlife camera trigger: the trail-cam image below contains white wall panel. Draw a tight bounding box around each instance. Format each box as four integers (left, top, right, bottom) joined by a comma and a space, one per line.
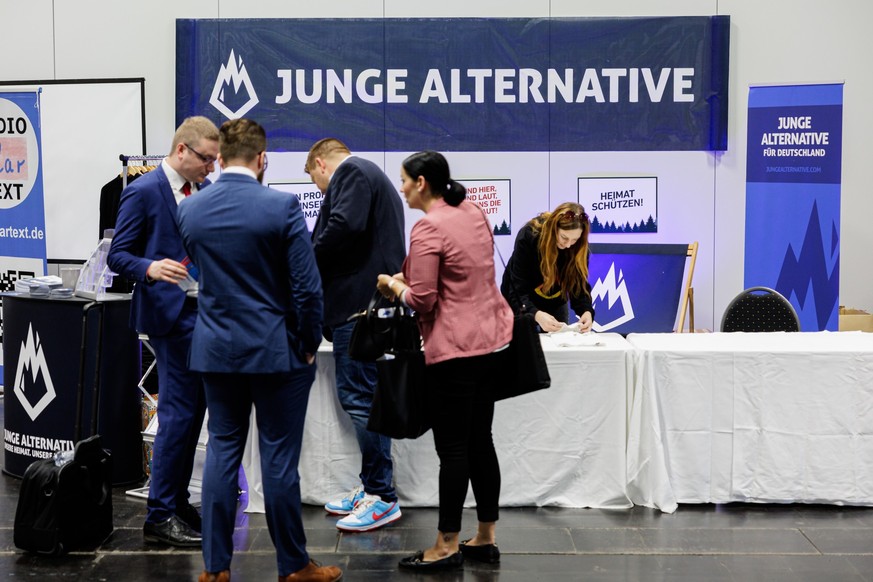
550, 0, 716, 17
219, 1, 385, 18
0, 0, 55, 80
52, 1, 217, 154
384, 1, 550, 18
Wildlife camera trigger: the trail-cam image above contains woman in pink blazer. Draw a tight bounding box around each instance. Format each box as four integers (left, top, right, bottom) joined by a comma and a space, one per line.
377, 151, 514, 572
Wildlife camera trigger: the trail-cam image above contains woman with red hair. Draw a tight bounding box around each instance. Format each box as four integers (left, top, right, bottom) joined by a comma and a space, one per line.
501, 202, 594, 332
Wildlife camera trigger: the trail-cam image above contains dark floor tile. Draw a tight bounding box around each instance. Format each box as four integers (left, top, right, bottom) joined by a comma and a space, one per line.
492, 554, 710, 582
338, 524, 423, 553
493, 505, 659, 529
0, 527, 14, 552
498, 525, 575, 553
89, 553, 205, 581
0, 552, 101, 580
845, 556, 873, 582
640, 527, 818, 554
111, 497, 148, 528
230, 523, 271, 553
98, 526, 153, 552
716, 555, 868, 582
801, 527, 873, 554
306, 526, 341, 552
646, 555, 733, 581
790, 504, 873, 527
570, 527, 649, 553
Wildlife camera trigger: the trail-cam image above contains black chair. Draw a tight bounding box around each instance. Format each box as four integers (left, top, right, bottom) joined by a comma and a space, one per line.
720, 286, 801, 332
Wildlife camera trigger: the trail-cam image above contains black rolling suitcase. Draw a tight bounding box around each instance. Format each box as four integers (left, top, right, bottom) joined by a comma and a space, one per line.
14, 301, 114, 555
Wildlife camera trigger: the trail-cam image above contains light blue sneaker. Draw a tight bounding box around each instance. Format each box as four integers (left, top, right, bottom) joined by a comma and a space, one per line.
336, 494, 401, 532
324, 484, 365, 515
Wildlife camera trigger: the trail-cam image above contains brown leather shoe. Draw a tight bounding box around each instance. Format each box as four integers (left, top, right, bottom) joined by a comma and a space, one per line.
198, 571, 230, 582
279, 560, 343, 582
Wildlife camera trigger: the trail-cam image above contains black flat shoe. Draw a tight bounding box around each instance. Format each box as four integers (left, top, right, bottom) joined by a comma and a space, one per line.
398, 550, 464, 570
459, 539, 500, 564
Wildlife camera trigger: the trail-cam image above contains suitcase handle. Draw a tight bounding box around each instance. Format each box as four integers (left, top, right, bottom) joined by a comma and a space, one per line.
74, 302, 105, 442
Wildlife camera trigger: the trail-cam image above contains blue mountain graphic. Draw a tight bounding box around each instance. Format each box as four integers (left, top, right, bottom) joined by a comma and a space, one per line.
774, 200, 839, 330
593, 297, 629, 323
216, 84, 253, 114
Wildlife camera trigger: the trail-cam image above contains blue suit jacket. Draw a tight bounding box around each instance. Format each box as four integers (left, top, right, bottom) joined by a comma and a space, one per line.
176, 172, 323, 373
108, 165, 208, 336
311, 156, 405, 327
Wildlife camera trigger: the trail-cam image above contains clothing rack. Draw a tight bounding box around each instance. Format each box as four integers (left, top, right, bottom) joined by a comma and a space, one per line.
119, 154, 166, 188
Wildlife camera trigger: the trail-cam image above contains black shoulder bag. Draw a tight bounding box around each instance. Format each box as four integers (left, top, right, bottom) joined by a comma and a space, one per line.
494, 244, 552, 401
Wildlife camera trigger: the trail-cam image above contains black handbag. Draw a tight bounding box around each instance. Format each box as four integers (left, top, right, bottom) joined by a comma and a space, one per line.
347, 291, 421, 361
368, 350, 430, 439
495, 313, 551, 401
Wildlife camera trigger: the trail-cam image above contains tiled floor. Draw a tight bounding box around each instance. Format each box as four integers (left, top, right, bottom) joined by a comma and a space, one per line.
3, 393, 873, 581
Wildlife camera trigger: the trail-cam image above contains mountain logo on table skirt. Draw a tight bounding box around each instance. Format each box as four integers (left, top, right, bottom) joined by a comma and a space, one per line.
590, 262, 635, 332
13, 323, 57, 421
209, 49, 260, 120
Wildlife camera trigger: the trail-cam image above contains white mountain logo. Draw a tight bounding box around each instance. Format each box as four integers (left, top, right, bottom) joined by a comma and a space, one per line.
591, 262, 635, 332
209, 49, 260, 119
14, 324, 57, 421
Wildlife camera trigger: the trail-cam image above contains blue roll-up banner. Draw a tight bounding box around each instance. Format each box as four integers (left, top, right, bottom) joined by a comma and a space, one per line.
176, 17, 729, 152
587, 243, 689, 334
744, 83, 843, 331
0, 89, 47, 382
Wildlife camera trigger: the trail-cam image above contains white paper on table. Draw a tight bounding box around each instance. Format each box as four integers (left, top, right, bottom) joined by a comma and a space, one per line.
543, 329, 604, 347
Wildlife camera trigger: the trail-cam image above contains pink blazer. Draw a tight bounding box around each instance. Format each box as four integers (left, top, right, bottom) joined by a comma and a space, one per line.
403, 198, 514, 365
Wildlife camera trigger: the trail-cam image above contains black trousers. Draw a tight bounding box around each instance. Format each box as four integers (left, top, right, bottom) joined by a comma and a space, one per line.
426, 350, 505, 533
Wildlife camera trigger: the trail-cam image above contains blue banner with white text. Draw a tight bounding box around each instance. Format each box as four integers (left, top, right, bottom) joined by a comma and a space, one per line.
744, 83, 843, 331
0, 89, 47, 382
176, 17, 729, 152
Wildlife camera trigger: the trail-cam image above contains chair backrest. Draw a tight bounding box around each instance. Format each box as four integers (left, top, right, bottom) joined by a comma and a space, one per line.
720, 286, 801, 332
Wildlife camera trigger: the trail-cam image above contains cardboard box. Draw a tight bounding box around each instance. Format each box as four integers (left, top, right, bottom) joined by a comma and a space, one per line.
839, 307, 873, 332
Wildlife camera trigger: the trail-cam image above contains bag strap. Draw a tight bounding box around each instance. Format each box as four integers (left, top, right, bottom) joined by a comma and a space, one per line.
495, 242, 507, 268
365, 288, 384, 324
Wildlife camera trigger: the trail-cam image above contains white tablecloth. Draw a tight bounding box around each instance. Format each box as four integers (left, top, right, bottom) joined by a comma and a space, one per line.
246, 333, 633, 510
626, 331, 873, 513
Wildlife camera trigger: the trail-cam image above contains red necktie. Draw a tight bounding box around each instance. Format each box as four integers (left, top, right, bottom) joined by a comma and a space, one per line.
181, 182, 192, 197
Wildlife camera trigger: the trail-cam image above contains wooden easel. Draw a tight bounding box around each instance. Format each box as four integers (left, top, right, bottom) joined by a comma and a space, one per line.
676, 241, 699, 333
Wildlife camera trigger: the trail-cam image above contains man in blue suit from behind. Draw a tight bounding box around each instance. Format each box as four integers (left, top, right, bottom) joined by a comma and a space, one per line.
178, 118, 342, 582
108, 116, 219, 547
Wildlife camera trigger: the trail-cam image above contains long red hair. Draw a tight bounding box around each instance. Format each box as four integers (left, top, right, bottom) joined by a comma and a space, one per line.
528, 202, 591, 299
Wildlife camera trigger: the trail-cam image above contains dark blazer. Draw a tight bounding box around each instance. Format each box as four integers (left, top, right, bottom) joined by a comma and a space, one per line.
311, 156, 405, 327
177, 172, 323, 373
107, 165, 208, 336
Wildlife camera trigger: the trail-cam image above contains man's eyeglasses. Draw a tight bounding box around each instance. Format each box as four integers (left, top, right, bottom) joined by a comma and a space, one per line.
184, 143, 217, 165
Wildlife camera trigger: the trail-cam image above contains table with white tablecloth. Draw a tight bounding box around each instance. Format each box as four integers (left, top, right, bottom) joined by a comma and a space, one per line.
281, 332, 633, 509
626, 331, 873, 513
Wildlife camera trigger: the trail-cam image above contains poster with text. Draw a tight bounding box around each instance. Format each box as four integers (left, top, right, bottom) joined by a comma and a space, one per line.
744, 83, 842, 331
0, 90, 47, 383
269, 182, 324, 232
579, 176, 657, 233
464, 179, 511, 235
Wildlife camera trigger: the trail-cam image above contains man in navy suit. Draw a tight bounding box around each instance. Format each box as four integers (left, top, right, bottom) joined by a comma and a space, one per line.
108, 116, 218, 547
178, 119, 342, 582
306, 138, 405, 532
